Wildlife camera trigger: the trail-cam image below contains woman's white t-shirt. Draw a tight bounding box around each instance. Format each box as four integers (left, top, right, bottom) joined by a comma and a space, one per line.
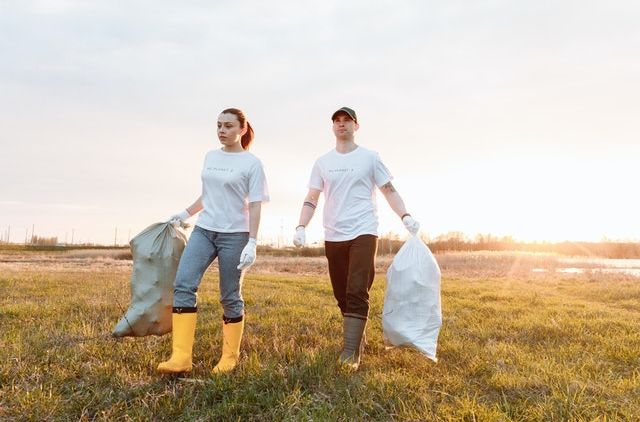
308, 146, 393, 242
196, 149, 269, 233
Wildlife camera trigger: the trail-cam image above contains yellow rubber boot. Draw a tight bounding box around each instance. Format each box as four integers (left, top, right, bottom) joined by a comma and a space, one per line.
157, 312, 197, 374
212, 318, 244, 374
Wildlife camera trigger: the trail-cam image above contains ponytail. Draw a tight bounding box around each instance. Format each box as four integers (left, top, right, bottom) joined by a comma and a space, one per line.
241, 121, 254, 150
221, 107, 254, 150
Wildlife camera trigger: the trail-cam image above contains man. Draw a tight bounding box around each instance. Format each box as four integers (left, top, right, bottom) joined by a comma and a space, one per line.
293, 106, 420, 370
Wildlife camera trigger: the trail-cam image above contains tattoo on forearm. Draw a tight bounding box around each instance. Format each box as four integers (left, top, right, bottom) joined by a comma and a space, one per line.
381, 182, 396, 193
303, 201, 316, 209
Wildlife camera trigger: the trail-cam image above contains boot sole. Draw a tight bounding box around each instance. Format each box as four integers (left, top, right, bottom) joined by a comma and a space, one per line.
157, 366, 192, 374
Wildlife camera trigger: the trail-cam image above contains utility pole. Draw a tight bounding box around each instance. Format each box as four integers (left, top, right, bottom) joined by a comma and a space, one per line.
31, 224, 35, 244
7, 225, 10, 244
24, 228, 28, 244
71, 229, 74, 245
114, 227, 118, 246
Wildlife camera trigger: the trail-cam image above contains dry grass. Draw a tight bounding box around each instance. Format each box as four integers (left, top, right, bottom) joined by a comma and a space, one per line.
3, 249, 638, 277
1, 252, 639, 420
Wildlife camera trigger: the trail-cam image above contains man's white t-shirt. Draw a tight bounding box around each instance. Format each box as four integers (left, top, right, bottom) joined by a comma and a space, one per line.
196, 149, 269, 233
309, 146, 393, 242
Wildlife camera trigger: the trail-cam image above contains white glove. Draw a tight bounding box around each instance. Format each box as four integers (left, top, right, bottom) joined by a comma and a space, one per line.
402, 214, 420, 236
237, 238, 257, 270
168, 209, 191, 227
293, 226, 306, 248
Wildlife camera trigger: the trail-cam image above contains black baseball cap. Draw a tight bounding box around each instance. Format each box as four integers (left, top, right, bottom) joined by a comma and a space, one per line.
331, 106, 358, 124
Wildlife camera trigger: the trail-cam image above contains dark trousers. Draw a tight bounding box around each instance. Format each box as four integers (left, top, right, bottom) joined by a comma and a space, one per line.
324, 234, 378, 319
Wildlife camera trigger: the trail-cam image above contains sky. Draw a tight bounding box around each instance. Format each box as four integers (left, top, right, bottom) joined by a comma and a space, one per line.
1, 0, 639, 245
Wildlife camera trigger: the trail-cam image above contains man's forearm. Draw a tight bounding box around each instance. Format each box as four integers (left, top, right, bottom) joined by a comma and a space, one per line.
298, 203, 316, 227
383, 190, 408, 219
297, 191, 320, 227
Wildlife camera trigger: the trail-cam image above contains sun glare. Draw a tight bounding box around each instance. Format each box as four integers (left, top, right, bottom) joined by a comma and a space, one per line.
394, 156, 637, 243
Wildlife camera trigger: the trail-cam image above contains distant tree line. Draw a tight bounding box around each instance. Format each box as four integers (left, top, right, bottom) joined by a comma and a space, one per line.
29, 236, 59, 246
426, 232, 640, 259
2, 232, 638, 259
258, 232, 640, 259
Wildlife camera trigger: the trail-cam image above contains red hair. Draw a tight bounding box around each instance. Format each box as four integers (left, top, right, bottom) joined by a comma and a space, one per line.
221, 108, 254, 150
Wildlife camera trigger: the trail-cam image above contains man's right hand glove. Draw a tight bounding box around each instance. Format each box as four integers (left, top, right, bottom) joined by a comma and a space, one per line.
293, 226, 306, 247
402, 214, 420, 236
168, 209, 191, 227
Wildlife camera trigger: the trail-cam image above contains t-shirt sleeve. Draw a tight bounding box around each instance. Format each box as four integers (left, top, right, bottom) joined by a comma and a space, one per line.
373, 152, 393, 187
248, 160, 270, 203
308, 160, 324, 190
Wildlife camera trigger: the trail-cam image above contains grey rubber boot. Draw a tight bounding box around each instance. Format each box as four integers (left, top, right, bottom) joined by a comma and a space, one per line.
361, 327, 368, 351
339, 316, 367, 370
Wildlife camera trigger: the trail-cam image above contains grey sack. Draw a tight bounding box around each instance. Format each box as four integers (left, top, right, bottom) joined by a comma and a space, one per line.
112, 222, 187, 337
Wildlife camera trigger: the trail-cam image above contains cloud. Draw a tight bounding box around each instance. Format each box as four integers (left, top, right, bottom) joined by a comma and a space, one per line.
2, 1, 639, 243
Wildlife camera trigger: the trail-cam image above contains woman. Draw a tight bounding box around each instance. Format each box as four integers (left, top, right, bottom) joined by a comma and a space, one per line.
158, 108, 269, 374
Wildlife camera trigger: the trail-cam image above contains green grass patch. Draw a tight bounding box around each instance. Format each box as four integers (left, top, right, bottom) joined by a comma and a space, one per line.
1, 266, 639, 420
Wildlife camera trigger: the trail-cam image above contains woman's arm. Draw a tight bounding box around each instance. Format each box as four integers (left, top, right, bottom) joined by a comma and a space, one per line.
248, 201, 262, 239
185, 196, 204, 217
169, 196, 203, 223
237, 201, 262, 270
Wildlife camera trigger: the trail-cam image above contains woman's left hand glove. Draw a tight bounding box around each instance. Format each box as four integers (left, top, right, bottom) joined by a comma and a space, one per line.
237, 238, 257, 270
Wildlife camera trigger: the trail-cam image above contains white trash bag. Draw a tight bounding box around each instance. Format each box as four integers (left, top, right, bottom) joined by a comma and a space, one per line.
382, 234, 442, 362
112, 222, 187, 337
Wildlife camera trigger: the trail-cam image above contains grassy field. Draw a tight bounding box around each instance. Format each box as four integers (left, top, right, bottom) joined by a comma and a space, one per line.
1, 253, 639, 421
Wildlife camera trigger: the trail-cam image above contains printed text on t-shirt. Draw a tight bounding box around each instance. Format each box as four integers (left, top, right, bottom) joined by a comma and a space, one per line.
206, 167, 235, 173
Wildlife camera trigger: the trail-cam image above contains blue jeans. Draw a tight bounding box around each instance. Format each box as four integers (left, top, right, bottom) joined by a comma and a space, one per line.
173, 226, 249, 318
